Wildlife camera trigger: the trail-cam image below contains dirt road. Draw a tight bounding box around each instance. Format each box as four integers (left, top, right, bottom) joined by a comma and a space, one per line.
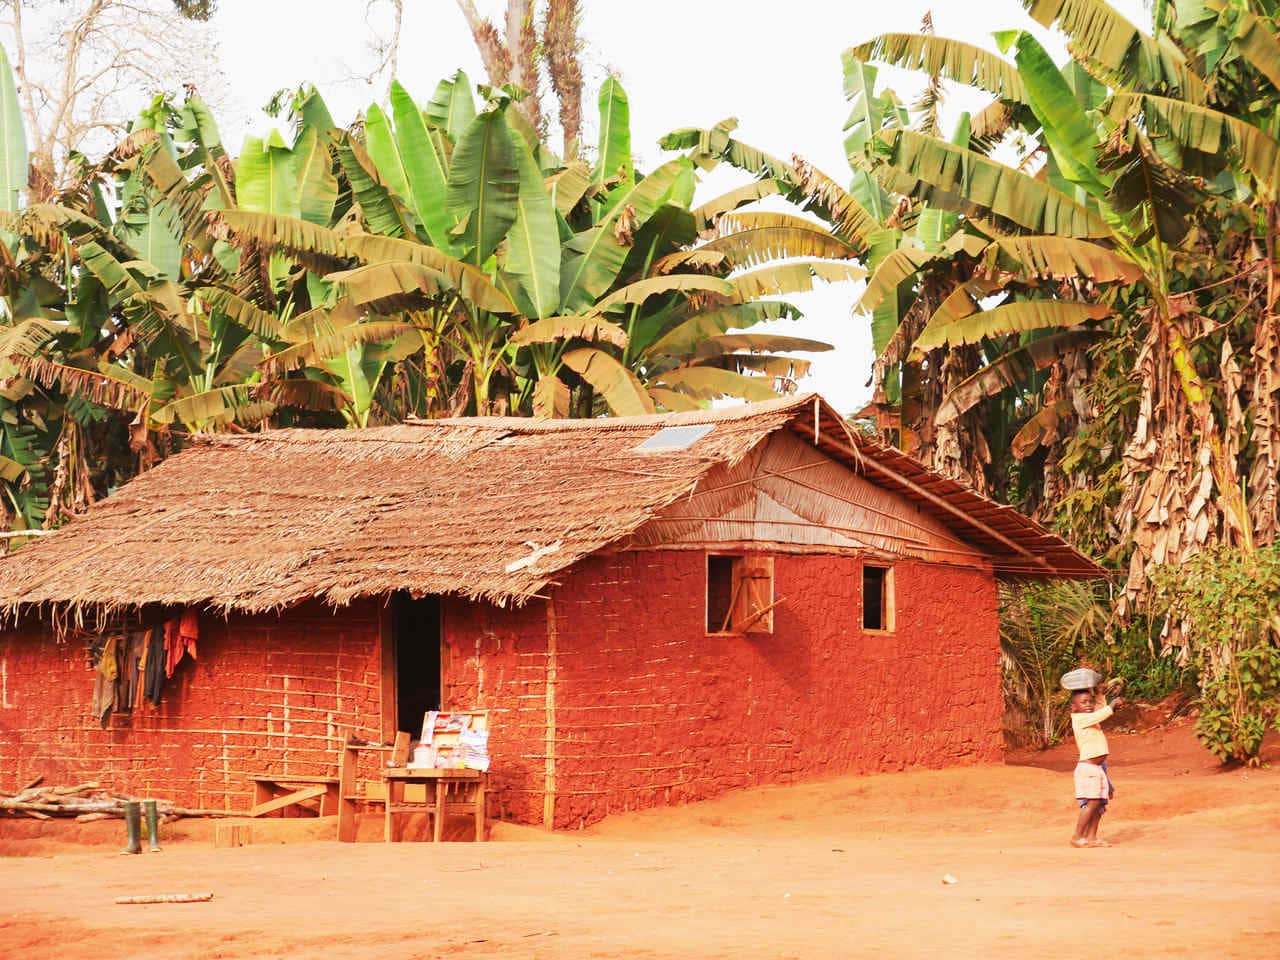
2, 722, 1277, 959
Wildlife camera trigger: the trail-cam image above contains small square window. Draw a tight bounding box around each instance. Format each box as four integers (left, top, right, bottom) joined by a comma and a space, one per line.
706, 554, 775, 634
862, 564, 894, 632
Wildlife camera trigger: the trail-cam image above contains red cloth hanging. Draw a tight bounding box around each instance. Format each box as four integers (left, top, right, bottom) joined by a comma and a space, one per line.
163, 609, 199, 678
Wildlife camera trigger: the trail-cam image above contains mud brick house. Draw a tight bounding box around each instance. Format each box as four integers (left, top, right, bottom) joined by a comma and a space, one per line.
0, 396, 1098, 828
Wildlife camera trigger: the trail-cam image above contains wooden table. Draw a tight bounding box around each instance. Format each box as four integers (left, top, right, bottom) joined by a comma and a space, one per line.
384, 768, 486, 843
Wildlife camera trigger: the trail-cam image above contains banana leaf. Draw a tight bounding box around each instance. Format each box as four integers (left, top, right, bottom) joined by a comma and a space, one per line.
559, 158, 694, 313
560, 347, 653, 415
445, 107, 520, 265
340, 234, 515, 313
504, 128, 561, 318
913, 299, 1111, 352
1010, 397, 1074, 459
510, 315, 628, 348
0, 47, 28, 214
847, 34, 1026, 102
594, 76, 632, 184
653, 366, 779, 402
875, 129, 1113, 238
389, 81, 459, 253
935, 329, 1105, 423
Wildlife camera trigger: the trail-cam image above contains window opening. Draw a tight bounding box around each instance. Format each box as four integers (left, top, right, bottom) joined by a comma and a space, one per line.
706, 554, 776, 634
862, 564, 893, 632
635, 423, 715, 452
392, 594, 442, 735
707, 555, 737, 632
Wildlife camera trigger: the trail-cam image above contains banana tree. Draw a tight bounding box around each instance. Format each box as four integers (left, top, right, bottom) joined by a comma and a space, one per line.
846, 0, 1280, 615
228, 76, 864, 418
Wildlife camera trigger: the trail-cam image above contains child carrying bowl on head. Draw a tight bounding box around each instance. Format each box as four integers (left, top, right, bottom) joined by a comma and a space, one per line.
1069, 686, 1124, 848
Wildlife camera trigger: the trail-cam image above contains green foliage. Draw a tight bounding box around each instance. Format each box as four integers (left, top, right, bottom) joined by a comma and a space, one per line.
0, 61, 864, 540
1081, 617, 1195, 701
1150, 546, 1280, 764
999, 580, 1111, 746
1196, 645, 1280, 764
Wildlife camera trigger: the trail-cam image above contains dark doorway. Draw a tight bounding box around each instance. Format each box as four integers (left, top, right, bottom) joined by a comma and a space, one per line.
393, 594, 442, 736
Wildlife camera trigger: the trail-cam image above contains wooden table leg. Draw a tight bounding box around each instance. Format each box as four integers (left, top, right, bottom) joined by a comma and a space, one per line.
384, 779, 403, 843
474, 779, 486, 842
432, 781, 446, 843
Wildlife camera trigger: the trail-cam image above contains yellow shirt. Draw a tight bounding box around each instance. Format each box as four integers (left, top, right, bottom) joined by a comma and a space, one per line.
1071, 697, 1112, 761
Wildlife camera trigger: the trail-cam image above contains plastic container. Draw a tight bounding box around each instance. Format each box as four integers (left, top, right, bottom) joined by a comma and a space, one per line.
1060, 667, 1102, 691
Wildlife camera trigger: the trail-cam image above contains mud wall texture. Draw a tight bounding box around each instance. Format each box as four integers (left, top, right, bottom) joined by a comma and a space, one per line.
1, 551, 999, 825
446, 550, 1002, 829
0, 600, 382, 811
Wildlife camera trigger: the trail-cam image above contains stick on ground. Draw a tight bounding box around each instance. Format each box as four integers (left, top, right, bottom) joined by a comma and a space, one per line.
114, 893, 214, 905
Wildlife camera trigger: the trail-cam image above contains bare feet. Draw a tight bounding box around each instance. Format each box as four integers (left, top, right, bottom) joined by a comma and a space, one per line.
1070, 838, 1091, 848
1088, 839, 1112, 847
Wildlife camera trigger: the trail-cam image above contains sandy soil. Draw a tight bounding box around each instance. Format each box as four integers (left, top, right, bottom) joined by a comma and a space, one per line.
2, 721, 1278, 959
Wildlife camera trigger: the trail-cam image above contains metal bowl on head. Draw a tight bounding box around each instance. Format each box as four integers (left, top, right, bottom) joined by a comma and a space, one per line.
1061, 667, 1103, 691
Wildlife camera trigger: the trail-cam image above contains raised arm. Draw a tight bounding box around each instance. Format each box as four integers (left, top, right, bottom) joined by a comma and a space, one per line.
1072, 703, 1113, 727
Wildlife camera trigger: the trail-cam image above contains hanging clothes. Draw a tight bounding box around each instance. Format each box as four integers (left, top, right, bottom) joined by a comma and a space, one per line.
91, 634, 120, 728
115, 630, 145, 714
143, 626, 166, 706
163, 609, 199, 679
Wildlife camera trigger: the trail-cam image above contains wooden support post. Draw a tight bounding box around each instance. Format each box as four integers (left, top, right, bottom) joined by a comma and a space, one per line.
543, 598, 558, 831
336, 740, 358, 843
378, 601, 397, 745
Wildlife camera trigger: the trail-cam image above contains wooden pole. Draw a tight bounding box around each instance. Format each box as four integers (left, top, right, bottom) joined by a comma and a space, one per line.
543, 598, 558, 831
821, 434, 1055, 571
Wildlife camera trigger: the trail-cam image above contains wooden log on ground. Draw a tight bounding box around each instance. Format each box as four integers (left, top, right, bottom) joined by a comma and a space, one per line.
0, 799, 236, 818
52, 781, 101, 796
74, 812, 116, 823
114, 893, 214, 905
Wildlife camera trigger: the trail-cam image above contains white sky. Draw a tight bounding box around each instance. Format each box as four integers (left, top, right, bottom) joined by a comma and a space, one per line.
210, 0, 1148, 415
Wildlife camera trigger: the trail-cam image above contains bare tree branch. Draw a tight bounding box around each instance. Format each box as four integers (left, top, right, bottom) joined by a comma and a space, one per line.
0, 0, 224, 192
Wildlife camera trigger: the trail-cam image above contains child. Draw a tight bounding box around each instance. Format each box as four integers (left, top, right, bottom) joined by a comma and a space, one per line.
1069, 688, 1123, 848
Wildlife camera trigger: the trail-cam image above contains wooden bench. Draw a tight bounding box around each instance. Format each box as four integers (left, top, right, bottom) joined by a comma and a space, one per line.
248, 774, 340, 818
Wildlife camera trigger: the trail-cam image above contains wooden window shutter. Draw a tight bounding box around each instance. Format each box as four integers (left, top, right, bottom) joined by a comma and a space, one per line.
731, 556, 776, 634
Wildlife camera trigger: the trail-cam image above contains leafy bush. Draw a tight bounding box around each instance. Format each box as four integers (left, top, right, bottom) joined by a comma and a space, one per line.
1150, 546, 1280, 765
1081, 617, 1196, 703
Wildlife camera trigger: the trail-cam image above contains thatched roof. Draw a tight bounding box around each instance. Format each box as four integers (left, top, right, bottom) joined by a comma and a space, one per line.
0, 395, 1100, 620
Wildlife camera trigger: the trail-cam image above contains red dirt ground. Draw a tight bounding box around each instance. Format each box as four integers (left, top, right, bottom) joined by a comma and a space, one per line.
1, 720, 1277, 959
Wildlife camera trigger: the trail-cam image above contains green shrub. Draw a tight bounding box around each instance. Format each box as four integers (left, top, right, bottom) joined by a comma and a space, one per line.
1081, 617, 1196, 702
1150, 546, 1280, 765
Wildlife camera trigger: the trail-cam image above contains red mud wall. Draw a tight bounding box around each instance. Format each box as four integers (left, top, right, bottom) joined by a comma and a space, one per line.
0, 600, 382, 810
446, 550, 1001, 829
